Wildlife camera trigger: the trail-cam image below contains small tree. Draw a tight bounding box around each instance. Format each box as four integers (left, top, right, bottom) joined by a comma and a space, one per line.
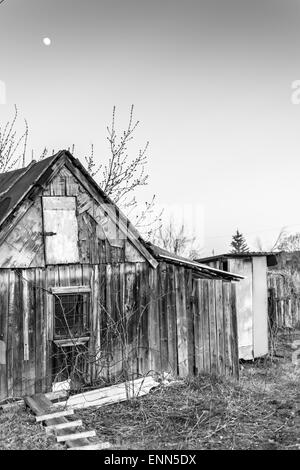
230, 229, 250, 254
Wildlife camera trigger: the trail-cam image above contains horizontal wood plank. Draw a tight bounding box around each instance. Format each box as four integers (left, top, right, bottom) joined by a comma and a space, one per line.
46, 420, 83, 433
57, 430, 96, 442
68, 442, 111, 450
36, 409, 74, 422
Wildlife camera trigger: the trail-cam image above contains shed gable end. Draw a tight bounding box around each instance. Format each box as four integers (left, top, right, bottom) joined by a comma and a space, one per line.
0, 161, 149, 267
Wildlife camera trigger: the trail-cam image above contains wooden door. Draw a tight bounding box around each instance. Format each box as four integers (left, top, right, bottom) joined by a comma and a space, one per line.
42, 196, 79, 264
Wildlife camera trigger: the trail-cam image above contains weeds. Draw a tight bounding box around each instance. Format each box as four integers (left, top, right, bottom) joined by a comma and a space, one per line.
0, 334, 299, 450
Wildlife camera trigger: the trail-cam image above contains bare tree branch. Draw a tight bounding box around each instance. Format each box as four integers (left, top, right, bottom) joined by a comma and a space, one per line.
92, 105, 149, 205
84, 105, 161, 239
272, 228, 300, 252
152, 218, 202, 259
0, 105, 29, 172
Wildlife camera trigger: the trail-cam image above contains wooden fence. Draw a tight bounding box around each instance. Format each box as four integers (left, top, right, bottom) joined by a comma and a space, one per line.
268, 271, 300, 329
0, 262, 239, 400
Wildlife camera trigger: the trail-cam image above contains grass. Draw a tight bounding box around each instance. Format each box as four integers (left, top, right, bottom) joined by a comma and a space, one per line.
76, 359, 299, 450
0, 332, 299, 450
0, 408, 61, 450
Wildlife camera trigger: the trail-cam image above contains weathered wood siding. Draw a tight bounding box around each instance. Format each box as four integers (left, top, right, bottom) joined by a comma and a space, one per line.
0, 159, 239, 399
0, 263, 239, 399
268, 271, 300, 329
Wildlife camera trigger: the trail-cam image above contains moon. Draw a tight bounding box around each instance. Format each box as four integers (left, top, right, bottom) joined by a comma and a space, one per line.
43, 37, 51, 46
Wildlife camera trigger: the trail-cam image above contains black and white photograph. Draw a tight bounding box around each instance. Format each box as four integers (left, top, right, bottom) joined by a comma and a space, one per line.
0, 0, 299, 454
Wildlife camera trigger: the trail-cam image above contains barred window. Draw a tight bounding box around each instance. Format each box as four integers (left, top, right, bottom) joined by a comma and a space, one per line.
54, 293, 90, 339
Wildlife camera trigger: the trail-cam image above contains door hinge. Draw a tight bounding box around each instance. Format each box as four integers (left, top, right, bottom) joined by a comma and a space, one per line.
42, 231, 57, 237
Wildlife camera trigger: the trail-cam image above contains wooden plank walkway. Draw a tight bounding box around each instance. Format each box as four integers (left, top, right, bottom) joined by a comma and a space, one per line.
24, 393, 111, 450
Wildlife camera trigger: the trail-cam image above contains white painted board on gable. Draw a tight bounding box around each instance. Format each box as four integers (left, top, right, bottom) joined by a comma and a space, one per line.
42, 196, 79, 264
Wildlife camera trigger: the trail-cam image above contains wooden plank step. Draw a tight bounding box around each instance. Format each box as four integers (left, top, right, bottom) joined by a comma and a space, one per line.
46, 420, 83, 434
36, 409, 74, 422
25, 393, 103, 449
68, 442, 111, 450
24, 395, 53, 416
57, 430, 96, 443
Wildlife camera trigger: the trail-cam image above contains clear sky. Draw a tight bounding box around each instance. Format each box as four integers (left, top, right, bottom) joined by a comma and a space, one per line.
1, 0, 300, 255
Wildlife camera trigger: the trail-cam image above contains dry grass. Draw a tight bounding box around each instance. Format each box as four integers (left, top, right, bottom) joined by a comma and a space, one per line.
0, 408, 61, 450
75, 361, 299, 450
0, 332, 299, 450
76, 333, 300, 450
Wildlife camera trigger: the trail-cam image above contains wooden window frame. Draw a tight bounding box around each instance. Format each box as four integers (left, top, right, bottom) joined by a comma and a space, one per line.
51, 286, 91, 344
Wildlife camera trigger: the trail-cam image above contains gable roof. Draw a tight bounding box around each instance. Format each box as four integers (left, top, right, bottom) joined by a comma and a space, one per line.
0, 151, 159, 267
0, 151, 242, 280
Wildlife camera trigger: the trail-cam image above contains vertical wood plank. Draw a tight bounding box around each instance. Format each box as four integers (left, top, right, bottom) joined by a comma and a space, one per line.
0, 271, 9, 399
21, 270, 30, 395
175, 267, 189, 377
231, 283, 239, 379
105, 264, 112, 381
22, 271, 29, 361
194, 280, 204, 375
215, 280, 224, 376
35, 268, 42, 392
27, 270, 36, 395
185, 269, 195, 375
7, 270, 15, 396
223, 282, 233, 375
202, 279, 211, 373
13, 271, 23, 396
99, 263, 108, 380
208, 280, 217, 375
111, 263, 121, 378
148, 267, 160, 373
138, 263, 149, 376
118, 263, 126, 376
158, 263, 169, 372
166, 264, 177, 376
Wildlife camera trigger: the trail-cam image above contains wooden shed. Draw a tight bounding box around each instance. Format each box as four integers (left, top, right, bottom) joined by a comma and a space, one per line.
0, 151, 242, 399
196, 253, 277, 360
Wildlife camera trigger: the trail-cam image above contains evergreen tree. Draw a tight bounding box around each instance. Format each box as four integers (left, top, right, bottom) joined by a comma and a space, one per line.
230, 229, 250, 253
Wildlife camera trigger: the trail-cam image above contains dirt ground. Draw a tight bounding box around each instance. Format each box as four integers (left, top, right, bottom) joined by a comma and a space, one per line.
0, 332, 299, 450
